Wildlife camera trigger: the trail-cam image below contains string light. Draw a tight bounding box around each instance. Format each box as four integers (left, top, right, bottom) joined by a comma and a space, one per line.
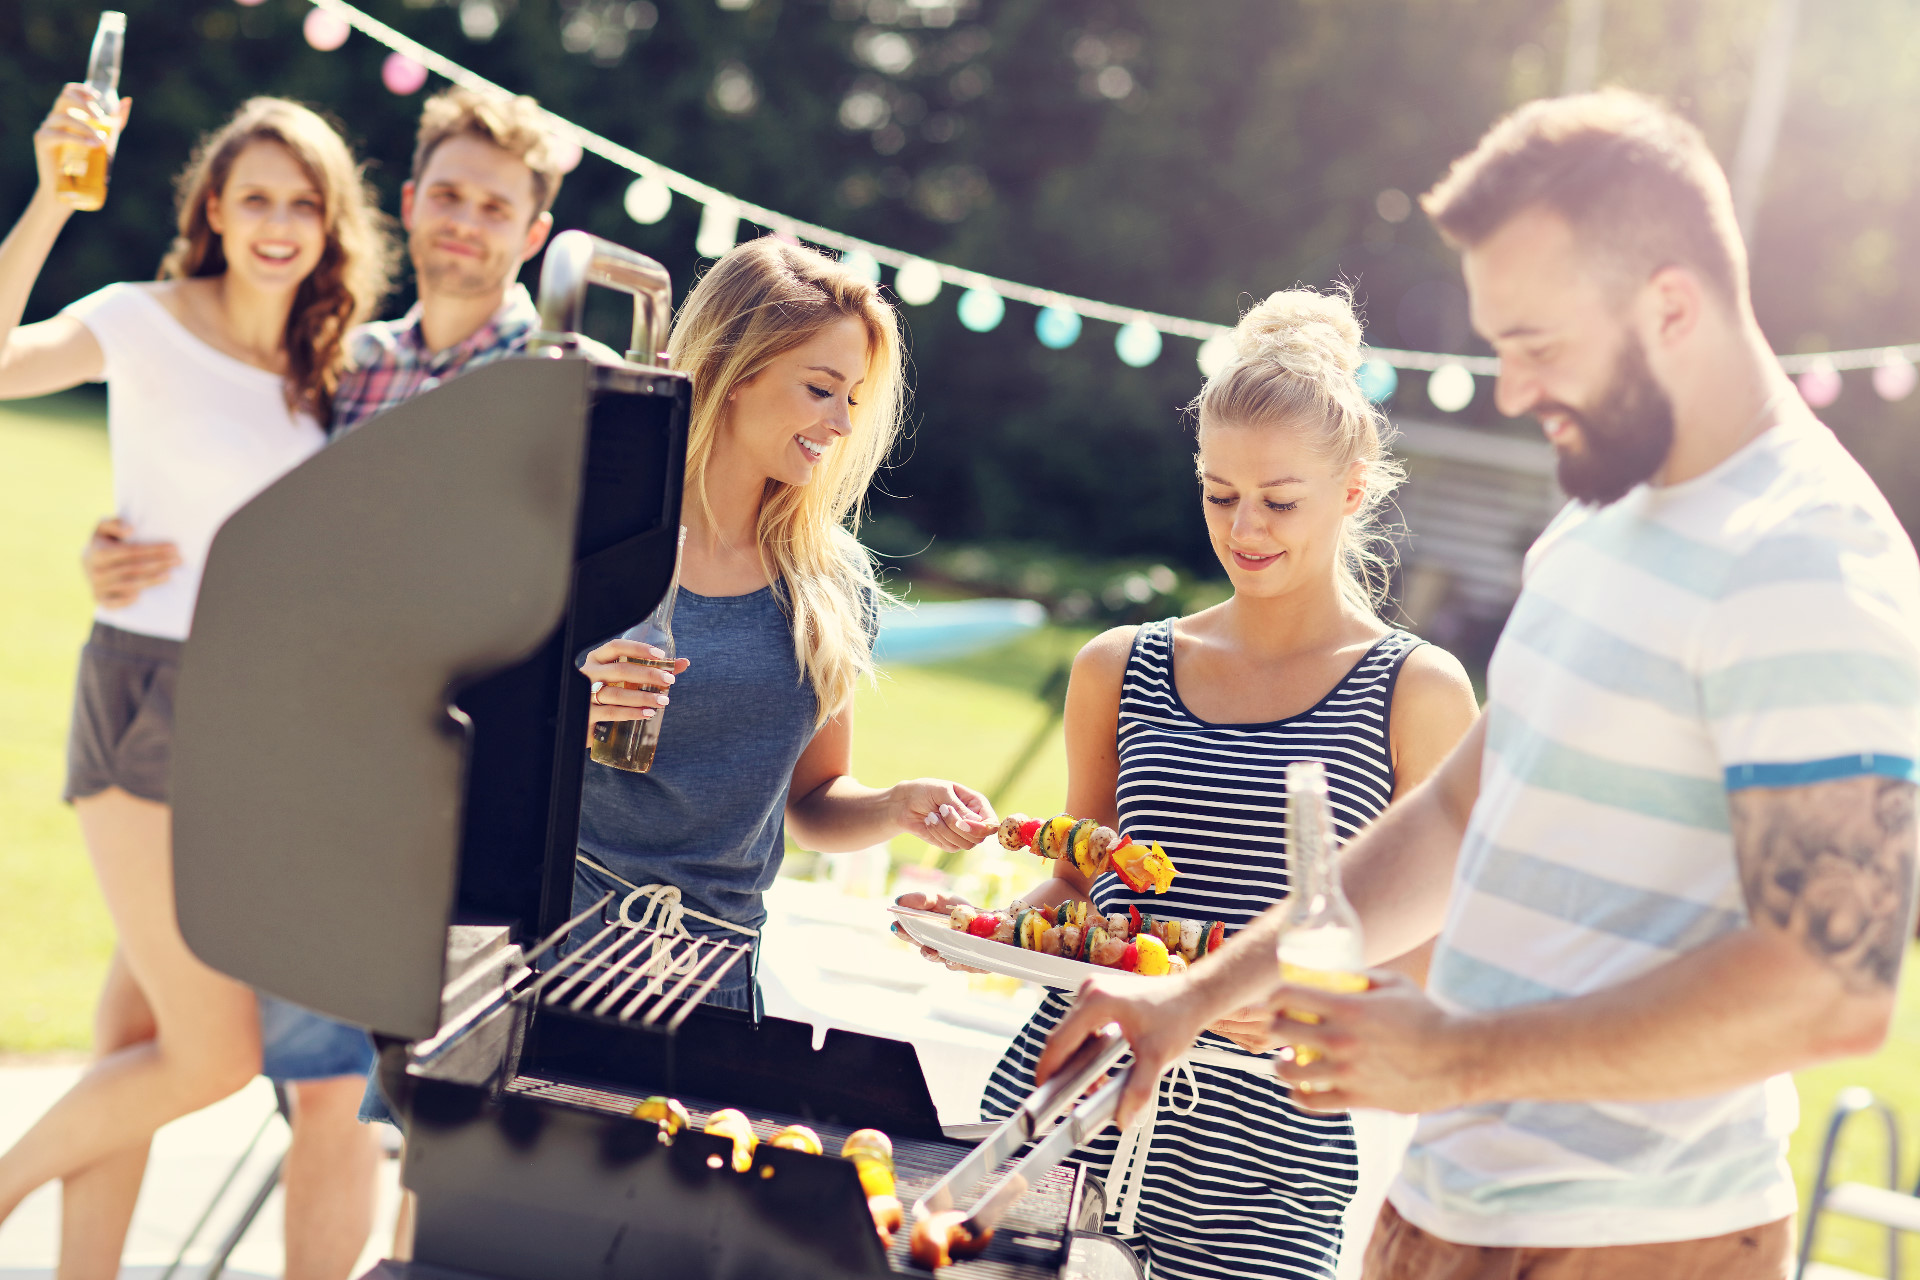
623, 174, 672, 224
1115, 320, 1162, 368
1797, 358, 1842, 409
957, 287, 1005, 333
548, 132, 584, 175
382, 52, 428, 94
303, 8, 350, 49
1196, 333, 1234, 378
840, 248, 882, 283
1427, 363, 1476, 413
695, 199, 738, 258
296, 0, 1920, 410
1873, 351, 1917, 402
1357, 358, 1399, 404
894, 258, 942, 306
1035, 306, 1081, 350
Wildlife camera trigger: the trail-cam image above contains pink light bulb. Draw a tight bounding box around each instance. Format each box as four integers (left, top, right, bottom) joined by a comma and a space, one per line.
382, 53, 429, 95
1797, 363, 1842, 409
1873, 356, 1917, 402
548, 132, 583, 174
304, 9, 350, 50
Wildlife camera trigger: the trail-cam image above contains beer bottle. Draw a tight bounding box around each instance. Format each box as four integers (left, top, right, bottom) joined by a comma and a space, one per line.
54, 12, 126, 212
1275, 760, 1368, 1079
590, 526, 686, 773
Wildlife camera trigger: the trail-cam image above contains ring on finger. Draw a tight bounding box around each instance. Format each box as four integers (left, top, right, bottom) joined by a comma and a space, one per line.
590, 680, 605, 704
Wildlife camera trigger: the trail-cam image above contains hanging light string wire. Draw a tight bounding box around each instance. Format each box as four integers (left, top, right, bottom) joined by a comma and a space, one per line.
306, 0, 1913, 380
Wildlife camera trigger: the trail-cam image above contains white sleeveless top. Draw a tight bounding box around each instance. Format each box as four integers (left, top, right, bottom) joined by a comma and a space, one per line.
65, 283, 326, 641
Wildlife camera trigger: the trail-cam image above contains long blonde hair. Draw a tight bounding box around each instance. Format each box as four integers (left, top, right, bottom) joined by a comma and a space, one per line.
160, 98, 397, 422
1192, 287, 1404, 616
670, 238, 905, 725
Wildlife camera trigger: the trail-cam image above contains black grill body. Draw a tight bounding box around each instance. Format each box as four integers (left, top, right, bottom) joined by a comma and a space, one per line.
167, 338, 1104, 1278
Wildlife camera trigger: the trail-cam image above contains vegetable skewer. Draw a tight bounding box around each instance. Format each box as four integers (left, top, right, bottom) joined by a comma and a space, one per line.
945, 901, 1227, 974
996, 811, 1178, 894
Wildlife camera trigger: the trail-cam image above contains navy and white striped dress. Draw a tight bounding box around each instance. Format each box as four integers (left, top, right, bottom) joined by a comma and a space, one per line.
981, 620, 1423, 1280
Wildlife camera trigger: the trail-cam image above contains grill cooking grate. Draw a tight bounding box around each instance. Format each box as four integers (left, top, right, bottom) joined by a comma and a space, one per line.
508, 1074, 1080, 1279
544, 918, 748, 1029
410, 895, 751, 1067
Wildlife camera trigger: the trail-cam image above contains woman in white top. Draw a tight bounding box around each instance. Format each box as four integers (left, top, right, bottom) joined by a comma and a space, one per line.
0, 91, 395, 1280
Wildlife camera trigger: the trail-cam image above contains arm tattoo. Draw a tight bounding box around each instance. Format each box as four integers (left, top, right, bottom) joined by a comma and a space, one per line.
1730, 776, 1918, 993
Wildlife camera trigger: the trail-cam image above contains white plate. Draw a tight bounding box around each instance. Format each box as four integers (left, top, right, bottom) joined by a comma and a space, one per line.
890, 906, 1159, 991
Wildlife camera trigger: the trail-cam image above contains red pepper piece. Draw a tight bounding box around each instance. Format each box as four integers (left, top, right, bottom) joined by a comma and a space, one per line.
1128, 904, 1142, 937
967, 913, 999, 939
1207, 921, 1225, 954
1121, 940, 1139, 972
1017, 819, 1042, 849
1111, 838, 1150, 893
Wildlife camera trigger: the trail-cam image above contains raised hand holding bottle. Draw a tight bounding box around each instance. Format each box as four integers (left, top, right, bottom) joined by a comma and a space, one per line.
49, 14, 127, 211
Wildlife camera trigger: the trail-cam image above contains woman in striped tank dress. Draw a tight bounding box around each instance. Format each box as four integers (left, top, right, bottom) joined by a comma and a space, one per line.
901, 289, 1477, 1279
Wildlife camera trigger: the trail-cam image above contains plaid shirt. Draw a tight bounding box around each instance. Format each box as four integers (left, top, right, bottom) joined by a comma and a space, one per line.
332, 284, 541, 432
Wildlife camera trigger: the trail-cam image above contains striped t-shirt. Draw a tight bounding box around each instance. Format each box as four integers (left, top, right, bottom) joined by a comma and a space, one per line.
1389, 416, 1920, 1248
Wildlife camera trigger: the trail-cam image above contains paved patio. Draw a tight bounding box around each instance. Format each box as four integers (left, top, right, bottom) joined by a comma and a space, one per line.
0, 1064, 404, 1280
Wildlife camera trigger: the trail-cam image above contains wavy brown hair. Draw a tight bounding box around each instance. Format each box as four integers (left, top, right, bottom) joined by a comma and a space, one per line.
159, 98, 397, 422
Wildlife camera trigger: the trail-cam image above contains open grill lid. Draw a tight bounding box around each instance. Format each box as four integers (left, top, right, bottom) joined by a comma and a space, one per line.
170, 234, 689, 1039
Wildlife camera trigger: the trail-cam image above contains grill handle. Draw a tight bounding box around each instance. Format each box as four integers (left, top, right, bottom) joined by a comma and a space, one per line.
531, 229, 673, 367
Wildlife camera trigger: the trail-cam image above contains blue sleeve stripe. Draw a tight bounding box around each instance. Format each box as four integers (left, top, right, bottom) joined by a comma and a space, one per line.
1724, 754, 1919, 791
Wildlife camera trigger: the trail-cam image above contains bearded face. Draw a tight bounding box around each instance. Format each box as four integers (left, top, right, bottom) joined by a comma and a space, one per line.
1538, 334, 1676, 505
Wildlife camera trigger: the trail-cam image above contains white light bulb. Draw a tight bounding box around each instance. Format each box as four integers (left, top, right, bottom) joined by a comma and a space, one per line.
623, 175, 672, 225
1116, 320, 1162, 368
894, 258, 942, 306
1427, 363, 1475, 413
1197, 333, 1234, 378
695, 200, 739, 258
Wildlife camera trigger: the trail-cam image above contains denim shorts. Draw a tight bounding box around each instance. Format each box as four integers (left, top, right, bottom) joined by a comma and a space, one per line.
259, 993, 376, 1081
65, 622, 179, 804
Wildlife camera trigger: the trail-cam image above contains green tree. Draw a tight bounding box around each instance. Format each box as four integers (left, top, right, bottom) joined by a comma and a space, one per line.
5, 0, 1919, 566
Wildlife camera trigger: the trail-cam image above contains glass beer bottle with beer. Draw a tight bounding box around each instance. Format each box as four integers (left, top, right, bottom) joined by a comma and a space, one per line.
1275, 760, 1368, 1080
54, 12, 127, 212
590, 526, 687, 773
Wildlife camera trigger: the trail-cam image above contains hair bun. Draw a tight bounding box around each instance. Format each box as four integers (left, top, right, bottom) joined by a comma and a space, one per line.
1231, 288, 1366, 377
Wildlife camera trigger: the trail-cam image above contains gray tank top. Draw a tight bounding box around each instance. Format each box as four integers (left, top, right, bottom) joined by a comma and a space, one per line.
575, 584, 819, 932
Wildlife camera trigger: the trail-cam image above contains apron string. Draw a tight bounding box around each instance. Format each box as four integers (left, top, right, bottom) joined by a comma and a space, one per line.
576, 856, 761, 939
1104, 1048, 1273, 1237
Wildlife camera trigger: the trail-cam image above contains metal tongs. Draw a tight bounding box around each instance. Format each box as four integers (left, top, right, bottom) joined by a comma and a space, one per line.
913, 1024, 1132, 1241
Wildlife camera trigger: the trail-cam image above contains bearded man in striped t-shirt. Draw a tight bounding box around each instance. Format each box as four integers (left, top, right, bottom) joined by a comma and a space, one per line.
1042, 90, 1920, 1278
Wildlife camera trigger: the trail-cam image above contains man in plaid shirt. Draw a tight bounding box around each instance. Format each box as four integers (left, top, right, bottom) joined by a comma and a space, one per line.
332, 87, 567, 431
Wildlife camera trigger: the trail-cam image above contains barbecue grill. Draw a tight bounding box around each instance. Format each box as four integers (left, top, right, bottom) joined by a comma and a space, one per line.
166, 232, 1141, 1280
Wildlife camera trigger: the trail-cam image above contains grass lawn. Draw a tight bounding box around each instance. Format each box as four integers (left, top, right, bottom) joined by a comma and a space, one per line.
1, 392, 1916, 1270
0, 391, 117, 1055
